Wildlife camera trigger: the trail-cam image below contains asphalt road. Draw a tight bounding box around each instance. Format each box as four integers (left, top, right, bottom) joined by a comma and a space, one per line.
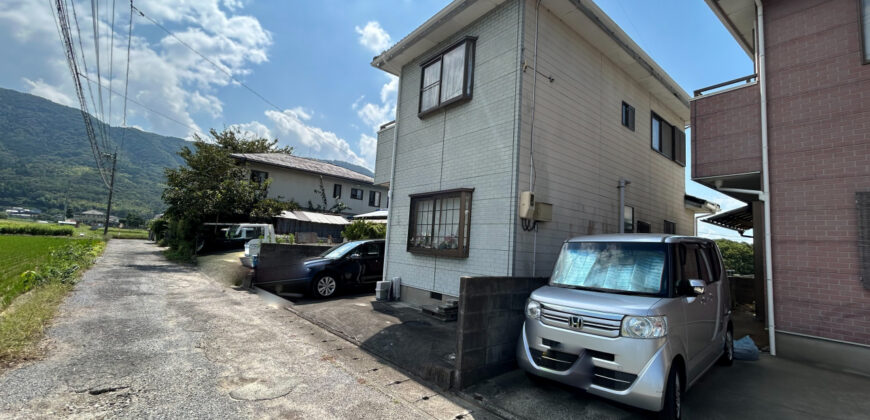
0, 240, 488, 419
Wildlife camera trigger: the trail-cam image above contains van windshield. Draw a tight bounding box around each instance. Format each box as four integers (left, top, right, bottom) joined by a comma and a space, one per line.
549, 242, 668, 296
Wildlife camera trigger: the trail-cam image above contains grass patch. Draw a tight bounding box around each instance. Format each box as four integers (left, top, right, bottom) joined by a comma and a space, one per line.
0, 236, 104, 363
0, 222, 73, 236
0, 283, 73, 361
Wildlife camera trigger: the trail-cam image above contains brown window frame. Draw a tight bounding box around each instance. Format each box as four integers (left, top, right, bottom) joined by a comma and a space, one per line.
368, 191, 382, 207
650, 112, 686, 167
407, 188, 473, 258
621, 101, 636, 131
418, 36, 477, 118
664, 220, 676, 234
333, 184, 342, 199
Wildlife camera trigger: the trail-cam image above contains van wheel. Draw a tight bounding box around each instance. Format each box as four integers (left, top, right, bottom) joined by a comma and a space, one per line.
311, 274, 338, 298
719, 328, 734, 366
659, 366, 681, 420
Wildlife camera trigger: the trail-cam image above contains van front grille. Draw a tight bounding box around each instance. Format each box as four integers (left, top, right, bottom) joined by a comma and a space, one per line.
529, 348, 579, 371
540, 304, 623, 338
592, 367, 637, 391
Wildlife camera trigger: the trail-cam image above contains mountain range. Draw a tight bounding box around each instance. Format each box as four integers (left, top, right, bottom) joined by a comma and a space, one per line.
0, 88, 373, 219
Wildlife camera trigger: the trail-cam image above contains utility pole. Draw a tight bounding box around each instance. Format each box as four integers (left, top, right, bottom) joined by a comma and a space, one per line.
103, 153, 117, 236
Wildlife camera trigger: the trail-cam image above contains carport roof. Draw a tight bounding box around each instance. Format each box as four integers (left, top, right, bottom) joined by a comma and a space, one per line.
702, 205, 753, 234
277, 210, 350, 225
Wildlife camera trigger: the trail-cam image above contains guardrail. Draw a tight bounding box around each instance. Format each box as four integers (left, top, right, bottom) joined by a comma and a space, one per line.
694, 74, 757, 97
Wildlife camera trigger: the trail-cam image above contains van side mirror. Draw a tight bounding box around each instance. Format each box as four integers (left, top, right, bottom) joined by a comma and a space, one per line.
689, 279, 706, 295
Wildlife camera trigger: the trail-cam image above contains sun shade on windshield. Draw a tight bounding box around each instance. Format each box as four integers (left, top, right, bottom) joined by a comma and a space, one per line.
550, 243, 666, 294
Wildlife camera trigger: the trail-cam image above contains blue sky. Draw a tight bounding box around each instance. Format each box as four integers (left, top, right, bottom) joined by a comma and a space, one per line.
0, 0, 754, 241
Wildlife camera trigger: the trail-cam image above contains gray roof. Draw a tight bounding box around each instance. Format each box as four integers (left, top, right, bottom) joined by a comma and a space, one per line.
81, 210, 105, 215
231, 153, 373, 184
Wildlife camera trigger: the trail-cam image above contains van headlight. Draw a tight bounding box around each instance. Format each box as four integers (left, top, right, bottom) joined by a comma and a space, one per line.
621, 316, 667, 338
526, 300, 541, 319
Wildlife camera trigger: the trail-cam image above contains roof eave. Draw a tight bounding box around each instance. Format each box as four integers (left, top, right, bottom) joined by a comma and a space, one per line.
704, 0, 755, 59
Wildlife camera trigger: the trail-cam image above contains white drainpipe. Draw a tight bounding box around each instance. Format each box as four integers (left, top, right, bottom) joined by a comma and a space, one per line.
755, 0, 776, 356
382, 77, 403, 285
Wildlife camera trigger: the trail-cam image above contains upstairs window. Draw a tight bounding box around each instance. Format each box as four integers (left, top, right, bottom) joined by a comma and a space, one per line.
407, 188, 473, 258
651, 112, 686, 166
251, 170, 268, 183
419, 37, 476, 117
333, 184, 342, 199
664, 220, 676, 234
369, 191, 382, 207
351, 188, 363, 200
621, 102, 635, 131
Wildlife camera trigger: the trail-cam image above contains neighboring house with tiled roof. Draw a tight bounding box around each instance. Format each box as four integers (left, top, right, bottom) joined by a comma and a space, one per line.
230, 153, 388, 216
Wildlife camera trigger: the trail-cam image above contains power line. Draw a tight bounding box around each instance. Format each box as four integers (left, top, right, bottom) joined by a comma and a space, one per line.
78, 72, 205, 137
131, 4, 286, 114
108, 0, 117, 134
119, 0, 133, 151
90, 0, 110, 152
54, 0, 111, 188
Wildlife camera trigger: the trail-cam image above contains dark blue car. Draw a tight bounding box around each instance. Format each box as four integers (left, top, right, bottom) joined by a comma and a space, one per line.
300, 239, 385, 298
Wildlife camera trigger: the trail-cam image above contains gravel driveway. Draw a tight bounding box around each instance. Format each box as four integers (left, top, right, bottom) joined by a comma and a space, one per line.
0, 240, 488, 419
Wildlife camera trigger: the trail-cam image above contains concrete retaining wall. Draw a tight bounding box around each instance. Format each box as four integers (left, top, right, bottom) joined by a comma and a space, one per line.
255, 243, 332, 286
454, 276, 548, 389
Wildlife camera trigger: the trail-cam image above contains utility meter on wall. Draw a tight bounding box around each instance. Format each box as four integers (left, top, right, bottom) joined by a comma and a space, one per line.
520, 191, 535, 220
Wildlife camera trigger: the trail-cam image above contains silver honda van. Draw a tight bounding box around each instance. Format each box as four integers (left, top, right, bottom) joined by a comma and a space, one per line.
518, 234, 733, 420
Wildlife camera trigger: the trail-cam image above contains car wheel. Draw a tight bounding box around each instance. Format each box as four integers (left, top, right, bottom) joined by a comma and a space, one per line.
312, 274, 338, 298
719, 328, 734, 366
659, 365, 681, 420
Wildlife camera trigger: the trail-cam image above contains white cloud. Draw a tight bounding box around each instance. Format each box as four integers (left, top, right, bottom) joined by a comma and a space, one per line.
263, 109, 368, 167
355, 21, 392, 54
359, 133, 377, 163
0, 0, 272, 139
22, 78, 74, 107
380, 76, 398, 103
229, 120, 273, 140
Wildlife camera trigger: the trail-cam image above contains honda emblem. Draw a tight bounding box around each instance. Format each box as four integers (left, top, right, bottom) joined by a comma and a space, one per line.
569, 315, 583, 329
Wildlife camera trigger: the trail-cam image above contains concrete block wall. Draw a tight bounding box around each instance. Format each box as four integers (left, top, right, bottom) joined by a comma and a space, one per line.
384, 0, 523, 298
512, 0, 696, 278
454, 276, 548, 388
254, 243, 333, 287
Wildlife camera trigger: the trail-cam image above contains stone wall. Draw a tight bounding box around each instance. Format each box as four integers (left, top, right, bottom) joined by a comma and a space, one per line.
453, 276, 548, 389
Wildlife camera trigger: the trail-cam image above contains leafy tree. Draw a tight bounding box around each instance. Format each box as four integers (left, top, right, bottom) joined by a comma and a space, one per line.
161, 128, 293, 257
342, 220, 386, 240
714, 239, 754, 275
65, 208, 74, 219
124, 211, 145, 228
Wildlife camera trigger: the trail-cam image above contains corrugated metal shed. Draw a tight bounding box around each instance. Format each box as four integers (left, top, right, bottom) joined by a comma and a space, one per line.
277, 210, 349, 225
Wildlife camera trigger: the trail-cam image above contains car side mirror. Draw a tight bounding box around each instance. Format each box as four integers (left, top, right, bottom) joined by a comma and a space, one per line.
349, 253, 361, 260
689, 279, 706, 296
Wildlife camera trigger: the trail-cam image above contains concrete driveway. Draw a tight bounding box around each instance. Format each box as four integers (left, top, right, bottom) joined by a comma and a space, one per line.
0, 240, 492, 419
467, 349, 870, 420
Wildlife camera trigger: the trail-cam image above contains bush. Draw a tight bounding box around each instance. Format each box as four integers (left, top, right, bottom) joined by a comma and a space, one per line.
342, 220, 386, 240
714, 239, 754, 275
0, 222, 73, 236
148, 217, 169, 243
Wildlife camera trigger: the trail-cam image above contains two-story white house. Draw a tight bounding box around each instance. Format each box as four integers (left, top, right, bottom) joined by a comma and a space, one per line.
372, 0, 717, 306
230, 153, 388, 217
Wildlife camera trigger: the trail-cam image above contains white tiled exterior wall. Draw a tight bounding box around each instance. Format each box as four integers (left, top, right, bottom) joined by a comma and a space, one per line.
379, 0, 694, 297
512, 0, 695, 277
248, 162, 388, 216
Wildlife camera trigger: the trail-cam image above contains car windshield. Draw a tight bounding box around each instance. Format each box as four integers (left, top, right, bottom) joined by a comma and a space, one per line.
549, 242, 668, 296
320, 241, 361, 259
